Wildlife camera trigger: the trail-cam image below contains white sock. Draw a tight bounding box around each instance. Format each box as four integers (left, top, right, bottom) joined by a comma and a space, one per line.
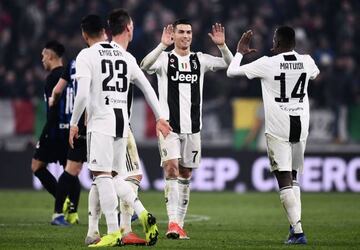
113, 175, 145, 216
94, 175, 119, 234
279, 187, 302, 234
292, 181, 301, 222
120, 179, 139, 234
165, 178, 179, 223
87, 183, 101, 237
177, 177, 190, 228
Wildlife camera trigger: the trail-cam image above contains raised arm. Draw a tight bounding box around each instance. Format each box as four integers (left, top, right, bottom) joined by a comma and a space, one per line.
227, 30, 257, 77
140, 24, 173, 71
208, 23, 233, 65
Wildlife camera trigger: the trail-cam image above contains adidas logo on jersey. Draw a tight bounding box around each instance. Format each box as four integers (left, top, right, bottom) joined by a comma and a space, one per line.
171, 71, 198, 84
91, 159, 97, 164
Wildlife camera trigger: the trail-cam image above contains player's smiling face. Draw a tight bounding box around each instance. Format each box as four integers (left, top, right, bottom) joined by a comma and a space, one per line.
173, 24, 192, 50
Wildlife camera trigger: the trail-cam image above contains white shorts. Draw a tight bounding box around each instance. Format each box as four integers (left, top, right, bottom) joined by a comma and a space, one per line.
158, 132, 201, 169
117, 129, 142, 178
265, 133, 306, 173
87, 131, 127, 173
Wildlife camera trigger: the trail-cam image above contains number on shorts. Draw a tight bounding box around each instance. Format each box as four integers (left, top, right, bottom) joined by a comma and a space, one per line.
192, 150, 198, 163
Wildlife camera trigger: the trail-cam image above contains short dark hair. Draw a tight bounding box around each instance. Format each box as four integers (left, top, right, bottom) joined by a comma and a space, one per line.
276, 26, 296, 49
81, 14, 104, 38
44, 40, 65, 57
108, 9, 131, 36
173, 18, 192, 29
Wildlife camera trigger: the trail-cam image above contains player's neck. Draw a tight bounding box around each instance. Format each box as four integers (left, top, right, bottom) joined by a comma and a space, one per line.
112, 35, 129, 51
174, 47, 190, 56
50, 60, 63, 71
88, 37, 106, 47
277, 48, 293, 54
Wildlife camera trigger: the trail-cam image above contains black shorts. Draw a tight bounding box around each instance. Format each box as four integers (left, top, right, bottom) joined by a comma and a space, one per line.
67, 135, 87, 163
33, 135, 68, 167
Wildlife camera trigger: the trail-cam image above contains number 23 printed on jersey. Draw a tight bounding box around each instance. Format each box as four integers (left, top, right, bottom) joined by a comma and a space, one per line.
101, 59, 128, 108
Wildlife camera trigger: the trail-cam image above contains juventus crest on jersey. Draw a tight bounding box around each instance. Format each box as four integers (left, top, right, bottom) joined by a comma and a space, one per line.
145, 50, 229, 134
228, 50, 320, 142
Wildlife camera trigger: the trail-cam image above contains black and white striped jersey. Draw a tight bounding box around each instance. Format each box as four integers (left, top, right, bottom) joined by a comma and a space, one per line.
71, 41, 161, 138
145, 50, 229, 134
227, 50, 320, 142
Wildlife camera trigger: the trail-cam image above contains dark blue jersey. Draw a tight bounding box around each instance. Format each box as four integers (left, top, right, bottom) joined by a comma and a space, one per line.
43, 66, 69, 141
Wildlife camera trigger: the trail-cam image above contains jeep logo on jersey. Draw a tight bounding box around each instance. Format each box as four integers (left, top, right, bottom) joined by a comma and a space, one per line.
170, 71, 198, 84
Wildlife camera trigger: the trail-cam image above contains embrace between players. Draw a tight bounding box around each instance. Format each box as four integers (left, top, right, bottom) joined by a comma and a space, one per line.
32, 7, 319, 247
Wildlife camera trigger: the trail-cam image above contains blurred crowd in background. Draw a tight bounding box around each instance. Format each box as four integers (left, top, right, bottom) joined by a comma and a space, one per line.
0, 0, 359, 148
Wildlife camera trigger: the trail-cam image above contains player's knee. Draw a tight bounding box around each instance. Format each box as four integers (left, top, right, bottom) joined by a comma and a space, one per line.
274, 170, 292, 189
179, 165, 192, 179
65, 161, 82, 176
31, 159, 44, 173
164, 161, 179, 178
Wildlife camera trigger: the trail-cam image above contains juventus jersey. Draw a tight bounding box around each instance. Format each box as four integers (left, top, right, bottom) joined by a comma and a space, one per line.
227, 50, 320, 142
145, 50, 229, 134
71, 41, 161, 138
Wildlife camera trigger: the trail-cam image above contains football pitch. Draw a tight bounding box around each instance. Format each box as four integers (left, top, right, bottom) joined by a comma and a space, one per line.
0, 191, 359, 249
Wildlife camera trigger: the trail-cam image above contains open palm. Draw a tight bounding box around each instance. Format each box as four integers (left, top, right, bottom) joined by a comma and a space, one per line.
208, 23, 225, 45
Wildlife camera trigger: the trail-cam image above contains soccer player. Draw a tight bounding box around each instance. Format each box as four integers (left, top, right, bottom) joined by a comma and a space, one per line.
48, 59, 86, 226
227, 27, 320, 244
31, 40, 68, 206
69, 12, 171, 247
140, 19, 233, 239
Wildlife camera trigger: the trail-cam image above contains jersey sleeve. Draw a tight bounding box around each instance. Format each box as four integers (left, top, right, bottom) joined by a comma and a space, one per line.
227, 53, 269, 79
200, 52, 228, 72
140, 44, 167, 74
61, 61, 71, 82
146, 53, 163, 74
75, 50, 91, 79
307, 55, 320, 80
129, 55, 162, 120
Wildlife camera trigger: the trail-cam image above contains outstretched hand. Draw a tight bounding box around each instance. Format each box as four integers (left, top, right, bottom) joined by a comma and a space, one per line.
161, 24, 174, 47
156, 118, 172, 138
208, 23, 225, 46
237, 30, 257, 55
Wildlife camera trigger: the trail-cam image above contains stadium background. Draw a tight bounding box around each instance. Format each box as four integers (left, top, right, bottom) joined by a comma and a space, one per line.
0, 0, 359, 192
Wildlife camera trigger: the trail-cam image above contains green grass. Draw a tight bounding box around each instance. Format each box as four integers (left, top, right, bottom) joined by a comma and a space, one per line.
0, 191, 359, 249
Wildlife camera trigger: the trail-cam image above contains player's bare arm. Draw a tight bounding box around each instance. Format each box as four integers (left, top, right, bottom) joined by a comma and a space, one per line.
161, 24, 174, 47
49, 78, 67, 107
208, 23, 225, 45
69, 125, 79, 149
237, 30, 257, 55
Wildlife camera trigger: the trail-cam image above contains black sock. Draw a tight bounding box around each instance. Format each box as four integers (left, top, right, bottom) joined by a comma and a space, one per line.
54, 171, 81, 213
68, 175, 81, 213
34, 168, 57, 198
